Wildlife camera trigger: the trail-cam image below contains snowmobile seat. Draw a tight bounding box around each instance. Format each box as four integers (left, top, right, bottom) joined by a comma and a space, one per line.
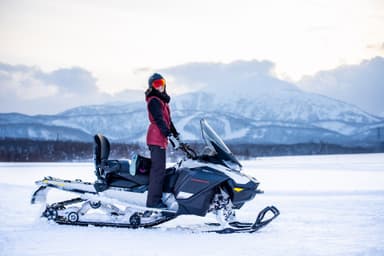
110, 155, 151, 187
94, 134, 110, 167
107, 166, 150, 189
129, 154, 151, 176
93, 134, 150, 189
94, 133, 111, 179
92, 134, 176, 190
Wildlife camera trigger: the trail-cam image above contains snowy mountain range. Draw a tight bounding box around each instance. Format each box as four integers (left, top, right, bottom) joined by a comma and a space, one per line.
1, 74, 383, 146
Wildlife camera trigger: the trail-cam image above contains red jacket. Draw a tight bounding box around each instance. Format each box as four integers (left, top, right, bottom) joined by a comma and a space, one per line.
146, 95, 171, 148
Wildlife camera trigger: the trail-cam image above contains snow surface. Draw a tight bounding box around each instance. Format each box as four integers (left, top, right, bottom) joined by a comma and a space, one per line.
1, 153, 384, 256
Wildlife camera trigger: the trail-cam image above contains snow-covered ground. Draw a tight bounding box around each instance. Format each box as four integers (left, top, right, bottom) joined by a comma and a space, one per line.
1, 153, 384, 256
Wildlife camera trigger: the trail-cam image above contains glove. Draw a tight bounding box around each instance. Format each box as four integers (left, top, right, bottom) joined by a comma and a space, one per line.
168, 134, 181, 149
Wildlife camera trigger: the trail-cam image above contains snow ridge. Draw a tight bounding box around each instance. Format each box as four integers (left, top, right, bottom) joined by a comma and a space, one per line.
0, 87, 383, 145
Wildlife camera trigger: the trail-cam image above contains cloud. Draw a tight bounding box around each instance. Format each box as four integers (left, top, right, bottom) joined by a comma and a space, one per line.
160, 57, 384, 118
46, 67, 98, 95
160, 60, 299, 96
299, 56, 384, 117
3, 58, 383, 117
0, 63, 111, 114
0, 66, 58, 100
366, 42, 384, 53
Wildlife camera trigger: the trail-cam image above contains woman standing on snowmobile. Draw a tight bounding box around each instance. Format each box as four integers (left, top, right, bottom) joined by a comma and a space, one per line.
145, 73, 179, 209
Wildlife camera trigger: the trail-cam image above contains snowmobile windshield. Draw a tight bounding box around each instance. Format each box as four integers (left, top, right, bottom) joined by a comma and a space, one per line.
200, 119, 242, 171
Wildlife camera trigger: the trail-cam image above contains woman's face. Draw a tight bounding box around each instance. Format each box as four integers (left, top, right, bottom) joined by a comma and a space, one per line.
152, 78, 166, 93
156, 85, 165, 93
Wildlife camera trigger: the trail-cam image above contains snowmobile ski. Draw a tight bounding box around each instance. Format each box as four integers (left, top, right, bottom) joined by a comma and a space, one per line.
205, 206, 280, 234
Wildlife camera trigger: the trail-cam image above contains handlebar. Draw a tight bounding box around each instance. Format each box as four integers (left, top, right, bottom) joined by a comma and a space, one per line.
178, 142, 198, 159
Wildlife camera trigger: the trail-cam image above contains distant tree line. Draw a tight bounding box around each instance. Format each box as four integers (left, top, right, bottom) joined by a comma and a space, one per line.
0, 138, 142, 162
0, 138, 383, 162
227, 143, 384, 158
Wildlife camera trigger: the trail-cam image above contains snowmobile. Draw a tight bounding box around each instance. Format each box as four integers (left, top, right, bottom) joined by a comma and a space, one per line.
31, 119, 279, 234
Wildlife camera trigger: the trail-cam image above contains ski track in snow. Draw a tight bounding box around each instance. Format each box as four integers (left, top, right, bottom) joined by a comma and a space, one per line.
1, 154, 384, 256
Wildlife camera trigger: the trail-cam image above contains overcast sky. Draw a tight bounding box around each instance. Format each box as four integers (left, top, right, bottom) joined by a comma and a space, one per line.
0, 0, 383, 115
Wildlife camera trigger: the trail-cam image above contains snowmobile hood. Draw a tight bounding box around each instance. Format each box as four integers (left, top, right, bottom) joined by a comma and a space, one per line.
200, 119, 242, 171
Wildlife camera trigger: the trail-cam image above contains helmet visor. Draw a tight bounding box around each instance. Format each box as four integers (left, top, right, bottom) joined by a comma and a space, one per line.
152, 78, 166, 89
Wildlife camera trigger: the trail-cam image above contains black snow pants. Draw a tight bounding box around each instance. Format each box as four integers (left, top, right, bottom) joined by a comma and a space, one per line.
146, 145, 166, 207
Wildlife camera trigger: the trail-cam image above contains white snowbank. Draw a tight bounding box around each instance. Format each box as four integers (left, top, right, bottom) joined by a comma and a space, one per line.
1, 153, 383, 256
